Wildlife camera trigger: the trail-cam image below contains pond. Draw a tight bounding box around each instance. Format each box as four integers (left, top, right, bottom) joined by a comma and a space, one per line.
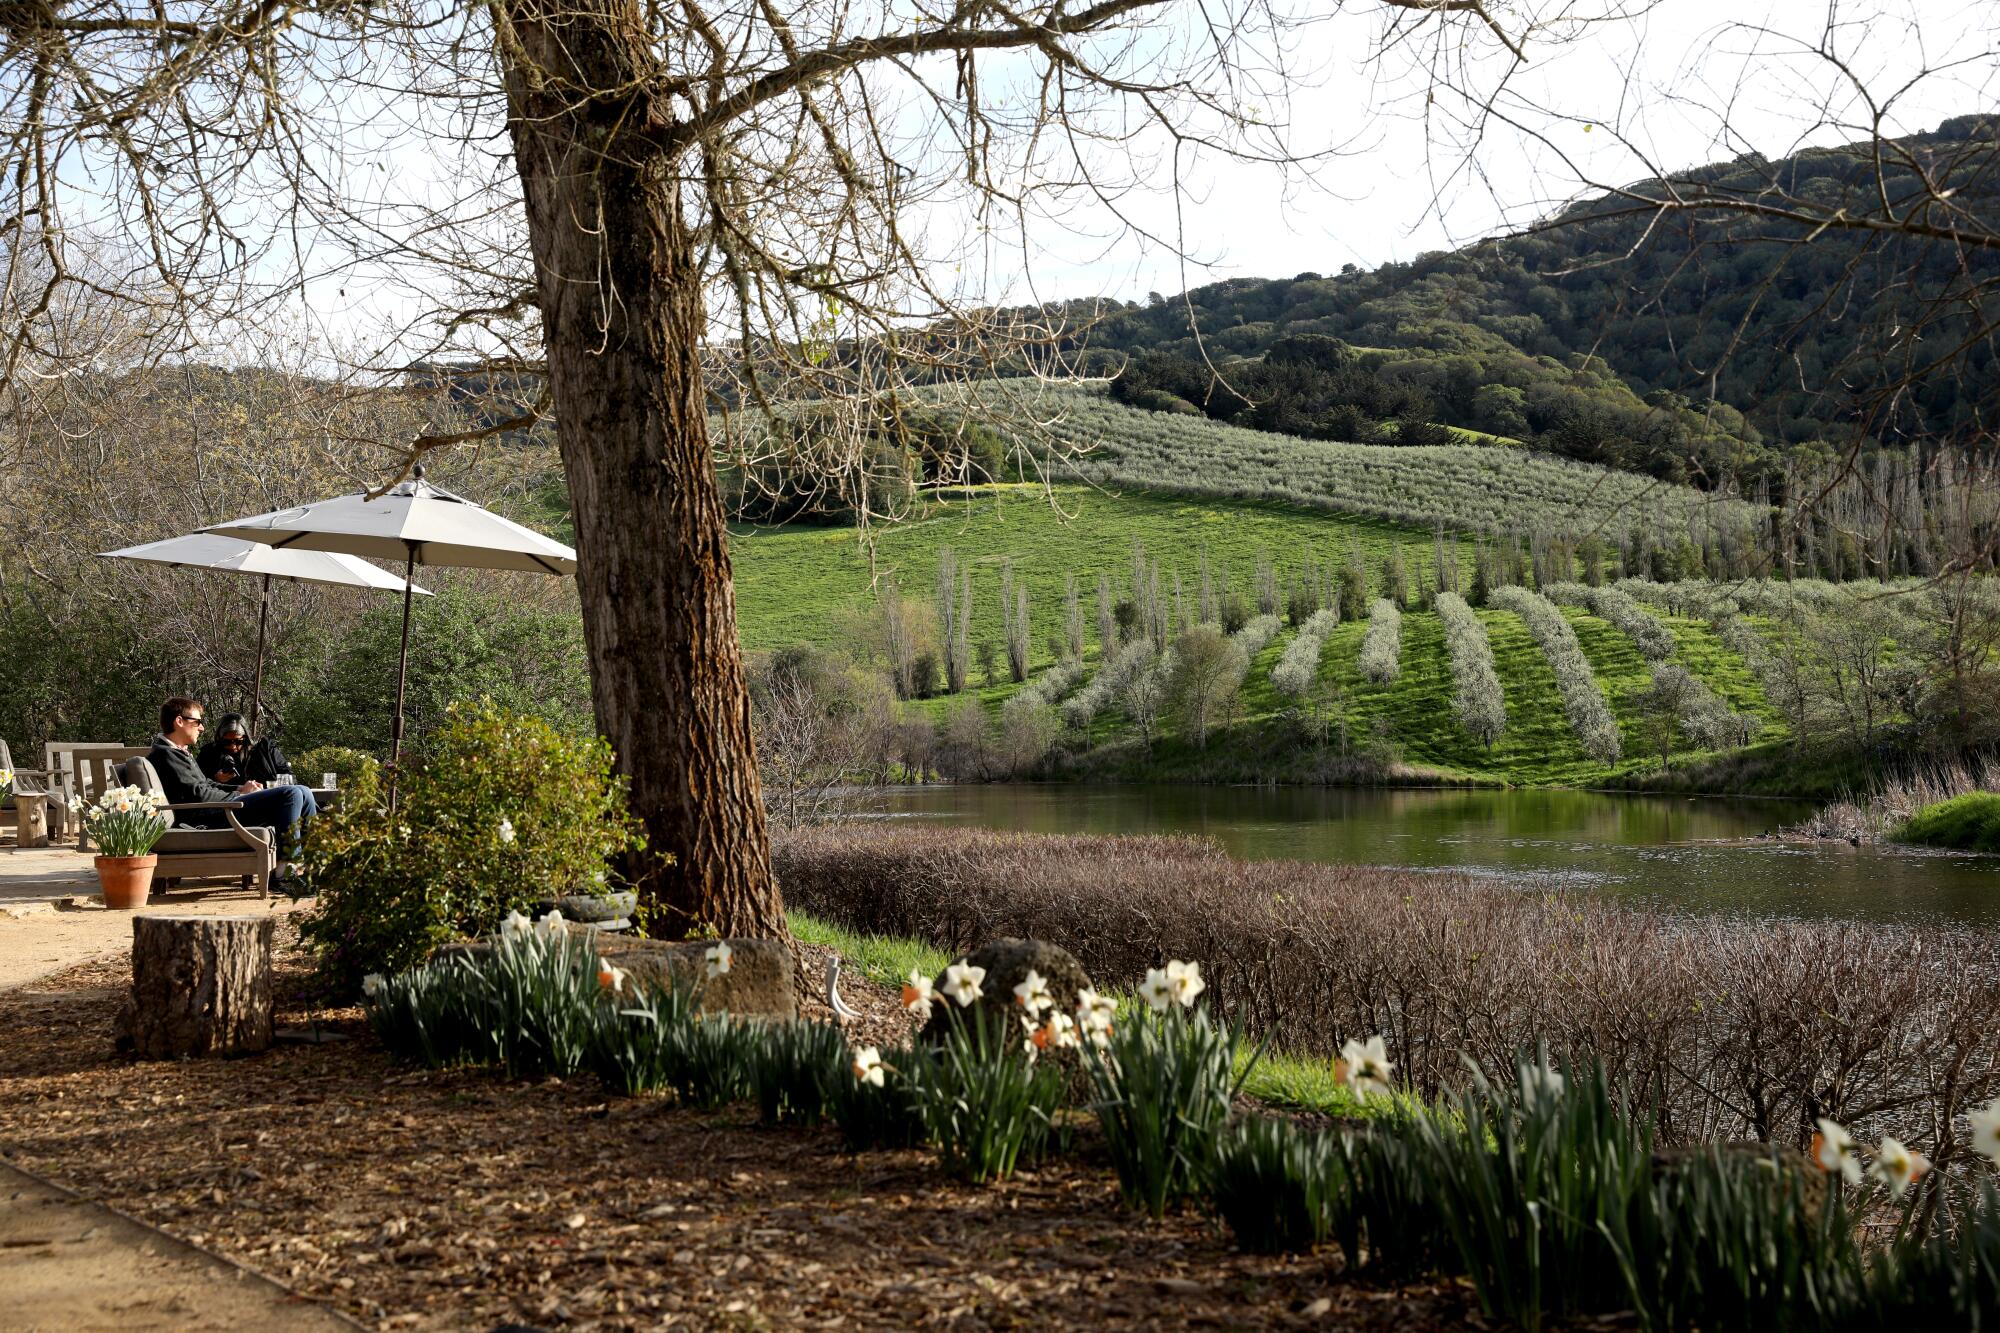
861, 784, 2000, 927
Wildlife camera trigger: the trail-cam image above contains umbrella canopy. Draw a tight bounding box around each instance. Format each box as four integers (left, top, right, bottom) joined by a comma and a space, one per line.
101, 534, 431, 730
204, 474, 577, 574
203, 468, 578, 787
100, 533, 433, 594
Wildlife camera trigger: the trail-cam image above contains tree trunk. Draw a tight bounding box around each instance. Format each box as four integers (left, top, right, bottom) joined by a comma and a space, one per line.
498, 0, 786, 940
115, 915, 274, 1059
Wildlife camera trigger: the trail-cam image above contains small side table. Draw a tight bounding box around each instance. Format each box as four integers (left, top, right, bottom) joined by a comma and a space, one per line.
9, 794, 49, 848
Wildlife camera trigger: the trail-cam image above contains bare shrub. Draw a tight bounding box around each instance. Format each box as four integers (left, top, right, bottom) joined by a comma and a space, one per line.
1271, 609, 1339, 700
748, 648, 892, 828
775, 826, 2000, 1169
1358, 598, 1403, 683
1434, 592, 1505, 747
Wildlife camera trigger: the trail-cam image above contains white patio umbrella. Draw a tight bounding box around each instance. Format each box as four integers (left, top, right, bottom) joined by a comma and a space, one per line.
204, 467, 578, 773
101, 533, 431, 730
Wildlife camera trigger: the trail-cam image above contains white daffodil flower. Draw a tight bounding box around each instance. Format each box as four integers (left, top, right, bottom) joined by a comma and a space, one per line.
705, 941, 733, 978
1140, 968, 1175, 1013
1045, 1011, 1079, 1050
900, 969, 935, 1022
1814, 1119, 1863, 1186
942, 961, 986, 1008
1339, 1035, 1394, 1097
1165, 959, 1206, 1008
1870, 1136, 1929, 1198
1012, 969, 1053, 1018
597, 963, 626, 995
362, 973, 384, 999
1075, 987, 1116, 1026
498, 818, 516, 844
1971, 1099, 2000, 1165
500, 909, 533, 941
851, 1045, 885, 1087
535, 908, 566, 937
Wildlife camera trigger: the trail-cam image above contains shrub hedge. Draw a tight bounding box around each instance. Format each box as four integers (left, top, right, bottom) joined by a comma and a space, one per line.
773, 826, 2000, 1166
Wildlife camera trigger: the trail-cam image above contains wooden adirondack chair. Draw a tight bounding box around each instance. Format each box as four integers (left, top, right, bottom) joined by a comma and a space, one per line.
1, 739, 56, 848
67, 746, 152, 851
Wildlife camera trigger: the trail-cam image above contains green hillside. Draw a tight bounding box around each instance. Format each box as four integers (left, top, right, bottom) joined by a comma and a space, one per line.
731, 484, 1785, 788
1059, 114, 1997, 452
733, 485, 1465, 656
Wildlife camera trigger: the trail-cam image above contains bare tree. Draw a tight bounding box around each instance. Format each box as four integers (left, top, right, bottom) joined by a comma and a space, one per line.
1096, 572, 1117, 658
1063, 574, 1085, 661
15, 0, 1821, 938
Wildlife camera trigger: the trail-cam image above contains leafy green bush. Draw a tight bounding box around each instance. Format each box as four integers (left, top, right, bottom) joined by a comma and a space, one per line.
906, 1009, 1064, 1183
292, 745, 382, 809
1084, 989, 1248, 1217
1897, 792, 2000, 852
275, 584, 592, 754
1212, 1117, 1342, 1254
299, 700, 644, 994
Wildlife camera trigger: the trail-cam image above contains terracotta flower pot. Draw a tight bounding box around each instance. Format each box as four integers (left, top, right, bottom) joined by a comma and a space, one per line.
95, 854, 158, 910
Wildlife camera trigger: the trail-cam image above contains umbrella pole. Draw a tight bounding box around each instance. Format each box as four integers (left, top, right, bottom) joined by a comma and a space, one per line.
389, 545, 416, 815
250, 572, 271, 730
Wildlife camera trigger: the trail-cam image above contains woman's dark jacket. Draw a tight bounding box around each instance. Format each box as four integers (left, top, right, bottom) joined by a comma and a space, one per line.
196, 714, 291, 785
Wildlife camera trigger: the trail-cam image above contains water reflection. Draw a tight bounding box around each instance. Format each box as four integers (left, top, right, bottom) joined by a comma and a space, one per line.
863, 784, 2000, 927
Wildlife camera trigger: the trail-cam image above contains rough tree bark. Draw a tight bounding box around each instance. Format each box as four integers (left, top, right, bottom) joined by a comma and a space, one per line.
498, 0, 786, 940
115, 915, 275, 1059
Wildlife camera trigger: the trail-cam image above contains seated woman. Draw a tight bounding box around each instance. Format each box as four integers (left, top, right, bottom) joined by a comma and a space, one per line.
197, 713, 291, 787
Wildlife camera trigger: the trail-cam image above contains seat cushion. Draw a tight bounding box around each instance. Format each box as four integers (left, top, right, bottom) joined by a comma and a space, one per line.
155, 827, 273, 854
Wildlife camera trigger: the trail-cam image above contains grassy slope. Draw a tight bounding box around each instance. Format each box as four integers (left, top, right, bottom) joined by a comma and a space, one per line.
733, 484, 1466, 663
732, 484, 1789, 789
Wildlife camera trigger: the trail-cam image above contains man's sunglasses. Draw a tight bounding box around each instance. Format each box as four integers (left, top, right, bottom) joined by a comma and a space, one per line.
178, 713, 206, 726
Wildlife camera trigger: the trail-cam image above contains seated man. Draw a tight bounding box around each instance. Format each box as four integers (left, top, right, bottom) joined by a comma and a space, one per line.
149, 696, 318, 868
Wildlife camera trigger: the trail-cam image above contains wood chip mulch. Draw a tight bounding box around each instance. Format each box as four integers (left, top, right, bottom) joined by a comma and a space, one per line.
0, 933, 1487, 1331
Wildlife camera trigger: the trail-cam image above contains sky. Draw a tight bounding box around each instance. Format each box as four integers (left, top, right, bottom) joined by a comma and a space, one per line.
994, 0, 2000, 306
58, 0, 1989, 360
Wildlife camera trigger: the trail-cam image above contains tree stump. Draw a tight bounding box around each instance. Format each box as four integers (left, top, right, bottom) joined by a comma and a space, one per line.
115, 915, 275, 1059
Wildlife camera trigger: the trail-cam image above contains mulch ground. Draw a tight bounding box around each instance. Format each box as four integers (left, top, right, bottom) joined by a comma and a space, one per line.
0, 935, 1487, 1331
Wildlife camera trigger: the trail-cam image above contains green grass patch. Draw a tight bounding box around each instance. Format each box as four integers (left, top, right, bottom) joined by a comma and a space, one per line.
1236, 1049, 1424, 1120
789, 911, 954, 989
1896, 792, 2000, 852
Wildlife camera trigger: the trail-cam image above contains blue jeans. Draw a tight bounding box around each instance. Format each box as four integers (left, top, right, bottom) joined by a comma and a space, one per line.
225, 785, 318, 861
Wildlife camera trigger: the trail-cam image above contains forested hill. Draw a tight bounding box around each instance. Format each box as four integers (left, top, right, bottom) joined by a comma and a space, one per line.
1058, 114, 1997, 465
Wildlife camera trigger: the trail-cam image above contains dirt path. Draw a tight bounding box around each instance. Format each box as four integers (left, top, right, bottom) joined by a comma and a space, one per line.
1, 850, 334, 1329
0, 847, 307, 991
1, 1159, 361, 1332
